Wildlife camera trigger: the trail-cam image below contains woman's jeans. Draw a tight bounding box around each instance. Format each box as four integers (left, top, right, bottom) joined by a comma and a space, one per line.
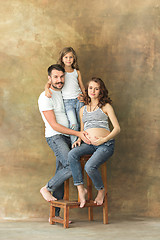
63, 98, 84, 144
46, 135, 72, 216
68, 139, 115, 190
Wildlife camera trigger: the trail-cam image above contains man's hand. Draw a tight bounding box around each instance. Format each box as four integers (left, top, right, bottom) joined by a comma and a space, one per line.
45, 88, 52, 98
78, 131, 91, 145
78, 93, 84, 102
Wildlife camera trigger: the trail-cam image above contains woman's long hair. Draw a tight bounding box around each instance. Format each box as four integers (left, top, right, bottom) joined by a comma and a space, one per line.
84, 77, 112, 107
57, 47, 79, 70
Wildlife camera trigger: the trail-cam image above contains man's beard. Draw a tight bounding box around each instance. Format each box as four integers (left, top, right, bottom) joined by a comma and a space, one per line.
51, 82, 64, 90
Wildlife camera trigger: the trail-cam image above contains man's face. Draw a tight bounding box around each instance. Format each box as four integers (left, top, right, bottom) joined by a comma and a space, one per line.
48, 69, 65, 90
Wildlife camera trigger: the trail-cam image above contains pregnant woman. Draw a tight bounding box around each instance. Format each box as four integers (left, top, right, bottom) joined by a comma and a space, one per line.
68, 77, 121, 208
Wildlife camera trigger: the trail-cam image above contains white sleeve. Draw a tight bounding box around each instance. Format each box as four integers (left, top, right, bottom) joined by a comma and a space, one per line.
38, 92, 54, 112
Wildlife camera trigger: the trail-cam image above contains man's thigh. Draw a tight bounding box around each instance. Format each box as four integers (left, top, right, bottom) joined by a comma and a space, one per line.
46, 135, 71, 167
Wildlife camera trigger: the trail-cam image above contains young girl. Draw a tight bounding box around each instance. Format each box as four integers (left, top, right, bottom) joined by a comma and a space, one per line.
45, 47, 85, 144
68, 77, 121, 208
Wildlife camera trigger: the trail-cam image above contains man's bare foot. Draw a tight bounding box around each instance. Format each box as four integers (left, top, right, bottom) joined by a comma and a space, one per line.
94, 189, 105, 205
78, 186, 87, 208
40, 186, 57, 202
49, 216, 72, 224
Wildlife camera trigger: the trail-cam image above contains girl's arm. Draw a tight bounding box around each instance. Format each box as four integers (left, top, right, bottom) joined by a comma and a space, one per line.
45, 80, 52, 98
72, 106, 85, 148
77, 70, 85, 95
93, 104, 121, 146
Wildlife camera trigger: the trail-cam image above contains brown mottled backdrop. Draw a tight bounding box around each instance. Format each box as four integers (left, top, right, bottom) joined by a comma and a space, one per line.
0, 0, 160, 220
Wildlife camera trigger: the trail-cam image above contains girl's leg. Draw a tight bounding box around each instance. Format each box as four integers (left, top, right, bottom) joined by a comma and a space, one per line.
76, 98, 84, 125
84, 140, 115, 204
64, 99, 79, 144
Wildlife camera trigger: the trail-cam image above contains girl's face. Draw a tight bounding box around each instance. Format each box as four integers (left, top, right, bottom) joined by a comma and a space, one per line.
62, 52, 74, 67
88, 81, 100, 99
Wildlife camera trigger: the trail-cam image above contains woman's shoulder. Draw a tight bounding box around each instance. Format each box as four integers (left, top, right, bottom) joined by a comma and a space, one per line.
102, 103, 113, 113
80, 105, 88, 113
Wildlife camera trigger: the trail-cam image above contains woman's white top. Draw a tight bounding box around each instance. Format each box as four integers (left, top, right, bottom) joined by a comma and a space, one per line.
62, 69, 82, 99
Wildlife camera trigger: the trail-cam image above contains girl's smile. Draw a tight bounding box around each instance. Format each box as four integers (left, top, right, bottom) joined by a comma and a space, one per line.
62, 52, 74, 66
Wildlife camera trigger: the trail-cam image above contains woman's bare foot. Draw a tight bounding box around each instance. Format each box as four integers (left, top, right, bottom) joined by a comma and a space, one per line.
77, 185, 87, 208
94, 189, 105, 205
40, 186, 57, 202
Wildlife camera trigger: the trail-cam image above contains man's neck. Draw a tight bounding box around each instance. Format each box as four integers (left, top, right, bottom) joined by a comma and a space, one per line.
50, 86, 61, 91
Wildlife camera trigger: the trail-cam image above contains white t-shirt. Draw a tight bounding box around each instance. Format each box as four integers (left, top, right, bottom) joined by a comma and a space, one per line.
38, 89, 69, 137
62, 69, 82, 99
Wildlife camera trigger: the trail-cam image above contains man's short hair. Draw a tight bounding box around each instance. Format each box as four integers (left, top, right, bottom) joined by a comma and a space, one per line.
48, 64, 65, 76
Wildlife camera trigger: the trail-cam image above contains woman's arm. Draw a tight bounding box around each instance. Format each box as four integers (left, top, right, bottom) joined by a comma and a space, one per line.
93, 104, 121, 146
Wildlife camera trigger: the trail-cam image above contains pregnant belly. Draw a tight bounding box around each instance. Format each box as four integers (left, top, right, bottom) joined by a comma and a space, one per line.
85, 128, 110, 142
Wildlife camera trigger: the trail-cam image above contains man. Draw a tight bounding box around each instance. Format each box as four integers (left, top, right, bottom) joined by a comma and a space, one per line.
38, 64, 90, 218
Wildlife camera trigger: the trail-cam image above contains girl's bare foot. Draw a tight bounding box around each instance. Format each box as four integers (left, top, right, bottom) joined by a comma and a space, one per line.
94, 189, 105, 205
40, 186, 57, 202
77, 185, 87, 208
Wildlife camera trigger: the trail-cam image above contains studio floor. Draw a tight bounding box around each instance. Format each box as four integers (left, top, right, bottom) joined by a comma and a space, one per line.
0, 216, 160, 240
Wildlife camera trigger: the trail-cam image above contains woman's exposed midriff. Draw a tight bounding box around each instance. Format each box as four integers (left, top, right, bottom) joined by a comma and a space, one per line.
85, 128, 110, 143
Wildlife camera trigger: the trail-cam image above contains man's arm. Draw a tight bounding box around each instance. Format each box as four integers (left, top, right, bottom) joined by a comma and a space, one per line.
44, 80, 52, 98
43, 110, 90, 144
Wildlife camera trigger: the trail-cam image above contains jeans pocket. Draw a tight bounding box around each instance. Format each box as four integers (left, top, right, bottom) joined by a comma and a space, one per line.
46, 137, 51, 145
104, 139, 114, 147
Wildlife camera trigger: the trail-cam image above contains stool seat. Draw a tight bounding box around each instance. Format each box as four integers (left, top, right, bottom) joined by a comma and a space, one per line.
50, 155, 108, 228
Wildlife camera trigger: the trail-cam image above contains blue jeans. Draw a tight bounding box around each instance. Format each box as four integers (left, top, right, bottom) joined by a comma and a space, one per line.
68, 139, 115, 190
46, 135, 72, 216
63, 98, 84, 144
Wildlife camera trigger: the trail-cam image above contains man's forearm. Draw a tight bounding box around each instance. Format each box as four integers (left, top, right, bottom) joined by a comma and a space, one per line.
50, 121, 80, 137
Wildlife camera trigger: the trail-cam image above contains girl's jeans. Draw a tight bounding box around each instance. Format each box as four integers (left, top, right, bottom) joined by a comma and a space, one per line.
46, 135, 72, 216
68, 139, 115, 190
63, 98, 84, 144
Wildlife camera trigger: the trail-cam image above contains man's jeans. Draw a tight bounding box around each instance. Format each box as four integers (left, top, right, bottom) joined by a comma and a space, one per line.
63, 98, 84, 144
68, 139, 115, 190
46, 135, 72, 216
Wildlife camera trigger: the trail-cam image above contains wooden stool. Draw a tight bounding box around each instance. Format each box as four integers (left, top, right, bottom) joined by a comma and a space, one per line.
50, 155, 108, 228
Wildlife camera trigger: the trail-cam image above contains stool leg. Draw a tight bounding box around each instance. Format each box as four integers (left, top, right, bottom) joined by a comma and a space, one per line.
101, 163, 108, 224
87, 174, 93, 221
64, 179, 69, 200
64, 206, 70, 228
50, 205, 55, 225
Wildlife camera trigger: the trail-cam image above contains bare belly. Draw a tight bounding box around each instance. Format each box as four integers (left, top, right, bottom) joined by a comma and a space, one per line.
85, 128, 110, 142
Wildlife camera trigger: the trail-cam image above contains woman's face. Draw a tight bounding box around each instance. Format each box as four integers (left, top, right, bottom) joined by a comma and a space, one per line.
88, 81, 100, 99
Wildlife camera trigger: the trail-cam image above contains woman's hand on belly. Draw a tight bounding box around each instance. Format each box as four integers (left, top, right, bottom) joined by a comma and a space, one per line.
91, 136, 106, 146
85, 128, 110, 146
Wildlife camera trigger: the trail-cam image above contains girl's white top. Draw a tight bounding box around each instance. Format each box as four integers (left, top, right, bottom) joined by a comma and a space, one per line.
62, 69, 82, 99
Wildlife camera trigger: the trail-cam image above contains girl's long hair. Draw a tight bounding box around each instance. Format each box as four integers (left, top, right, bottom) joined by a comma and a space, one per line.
57, 47, 79, 70
84, 77, 112, 107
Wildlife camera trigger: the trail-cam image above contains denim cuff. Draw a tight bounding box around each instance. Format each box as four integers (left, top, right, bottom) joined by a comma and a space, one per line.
74, 181, 84, 186
46, 183, 54, 192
